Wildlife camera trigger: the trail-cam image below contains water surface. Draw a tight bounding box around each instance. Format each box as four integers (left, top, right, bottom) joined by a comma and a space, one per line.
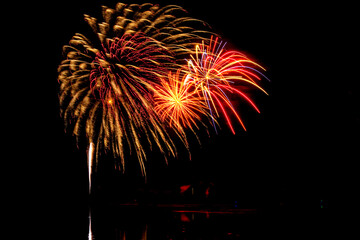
86, 205, 266, 240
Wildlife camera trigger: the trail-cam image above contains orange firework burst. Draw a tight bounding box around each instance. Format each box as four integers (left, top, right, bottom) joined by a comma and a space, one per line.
154, 70, 210, 137
184, 36, 269, 134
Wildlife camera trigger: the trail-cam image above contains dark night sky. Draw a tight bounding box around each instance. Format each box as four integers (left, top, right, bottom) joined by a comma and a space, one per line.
24, 0, 358, 213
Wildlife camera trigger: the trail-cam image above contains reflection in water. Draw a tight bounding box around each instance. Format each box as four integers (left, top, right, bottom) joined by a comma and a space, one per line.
87, 206, 261, 240
141, 225, 147, 240
88, 210, 93, 240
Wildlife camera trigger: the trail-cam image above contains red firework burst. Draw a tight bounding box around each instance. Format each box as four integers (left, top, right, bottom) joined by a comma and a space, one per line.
89, 33, 173, 106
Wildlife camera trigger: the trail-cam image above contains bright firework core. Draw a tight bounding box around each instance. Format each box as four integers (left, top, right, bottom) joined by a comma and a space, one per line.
154, 70, 208, 133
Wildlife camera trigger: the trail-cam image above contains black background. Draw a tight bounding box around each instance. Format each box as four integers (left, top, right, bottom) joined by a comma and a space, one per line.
20, 0, 358, 224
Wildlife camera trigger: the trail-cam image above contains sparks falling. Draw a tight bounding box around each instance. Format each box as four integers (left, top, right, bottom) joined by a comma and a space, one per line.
184, 36, 269, 134
154, 70, 210, 139
87, 142, 94, 194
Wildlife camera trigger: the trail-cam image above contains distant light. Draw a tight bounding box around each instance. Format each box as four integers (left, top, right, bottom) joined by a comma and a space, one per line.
320, 199, 327, 209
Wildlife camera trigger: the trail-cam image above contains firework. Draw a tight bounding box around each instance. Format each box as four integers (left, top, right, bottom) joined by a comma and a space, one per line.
154, 70, 211, 141
58, 2, 269, 191
84, 3, 211, 58
184, 36, 269, 134
58, 2, 211, 180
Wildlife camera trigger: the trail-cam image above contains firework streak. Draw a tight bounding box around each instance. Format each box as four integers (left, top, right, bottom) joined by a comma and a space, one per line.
183, 36, 269, 134
57, 2, 268, 184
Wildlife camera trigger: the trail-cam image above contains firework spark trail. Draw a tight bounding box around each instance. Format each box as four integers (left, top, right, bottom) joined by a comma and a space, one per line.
85, 33, 178, 177
88, 142, 94, 194
153, 70, 211, 143
183, 36, 268, 133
